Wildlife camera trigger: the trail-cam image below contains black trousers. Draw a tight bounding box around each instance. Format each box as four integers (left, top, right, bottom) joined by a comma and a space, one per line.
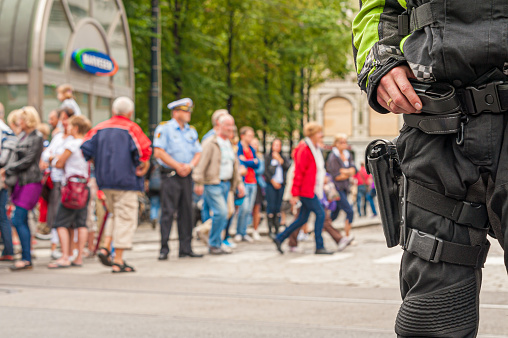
394, 113, 508, 338
159, 173, 194, 255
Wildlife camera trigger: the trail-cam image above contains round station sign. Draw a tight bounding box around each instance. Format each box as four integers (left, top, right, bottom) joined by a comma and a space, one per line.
72, 49, 118, 76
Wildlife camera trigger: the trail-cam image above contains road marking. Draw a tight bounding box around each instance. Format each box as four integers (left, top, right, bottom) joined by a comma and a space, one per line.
211, 251, 279, 263
289, 253, 353, 264
374, 252, 505, 266
374, 253, 402, 264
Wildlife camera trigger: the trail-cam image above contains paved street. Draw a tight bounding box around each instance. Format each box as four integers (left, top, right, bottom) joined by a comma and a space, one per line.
1, 219, 508, 337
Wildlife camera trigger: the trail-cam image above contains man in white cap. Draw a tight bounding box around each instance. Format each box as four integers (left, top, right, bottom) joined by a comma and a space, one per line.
153, 98, 203, 260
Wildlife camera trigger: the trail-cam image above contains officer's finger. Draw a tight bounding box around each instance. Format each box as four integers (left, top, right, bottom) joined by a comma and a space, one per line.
393, 68, 422, 112
377, 86, 403, 114
381, 74, 416, 114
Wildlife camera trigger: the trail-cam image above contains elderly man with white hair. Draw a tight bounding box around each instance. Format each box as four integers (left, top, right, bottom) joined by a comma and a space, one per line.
81, 96, 152, 273
201, 109, 228, 142
193, 114, 245, 254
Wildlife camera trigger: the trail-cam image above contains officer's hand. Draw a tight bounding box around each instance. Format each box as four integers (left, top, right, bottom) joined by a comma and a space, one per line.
176, 164, 191, 177
377, 65, 422, 114
194, 184, 204, 196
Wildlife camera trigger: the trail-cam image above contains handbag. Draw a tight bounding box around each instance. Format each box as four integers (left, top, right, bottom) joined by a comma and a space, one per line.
61, 175, 89, 209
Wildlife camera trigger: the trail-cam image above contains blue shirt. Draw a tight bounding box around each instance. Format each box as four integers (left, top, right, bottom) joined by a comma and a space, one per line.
153, 118, 202, 167
202, 129, 216, 142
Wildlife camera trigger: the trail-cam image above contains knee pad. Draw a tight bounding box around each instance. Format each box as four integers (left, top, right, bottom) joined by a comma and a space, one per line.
395, 277, 478, 337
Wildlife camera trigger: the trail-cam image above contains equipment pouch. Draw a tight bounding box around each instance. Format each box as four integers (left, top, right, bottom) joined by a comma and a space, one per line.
366, 139, 403, 248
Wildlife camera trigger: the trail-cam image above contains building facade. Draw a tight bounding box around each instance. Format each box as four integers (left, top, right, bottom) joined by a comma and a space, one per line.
0, 0, 134, 123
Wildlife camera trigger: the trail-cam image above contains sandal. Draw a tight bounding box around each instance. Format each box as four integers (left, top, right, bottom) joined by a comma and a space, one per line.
10, 260, 33, 271
97, 247, 112, 267
47, 261, 71, 269
112, 261, 135, 273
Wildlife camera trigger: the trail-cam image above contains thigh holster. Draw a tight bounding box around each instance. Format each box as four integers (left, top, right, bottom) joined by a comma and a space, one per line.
366, 139, 490, 269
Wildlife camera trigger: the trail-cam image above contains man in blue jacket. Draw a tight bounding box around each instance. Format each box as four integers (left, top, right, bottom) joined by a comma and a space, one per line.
81, 97, 152, 273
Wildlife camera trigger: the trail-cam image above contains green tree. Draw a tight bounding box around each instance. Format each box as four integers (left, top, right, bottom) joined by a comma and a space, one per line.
122, 0, 353, 143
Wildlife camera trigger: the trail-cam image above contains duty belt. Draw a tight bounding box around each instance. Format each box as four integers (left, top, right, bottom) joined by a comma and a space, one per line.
403, 80, 508, 140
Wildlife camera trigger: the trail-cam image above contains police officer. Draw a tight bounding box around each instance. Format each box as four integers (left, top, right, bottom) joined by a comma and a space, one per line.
153, 98, 203, 260
354, 2, 508, 337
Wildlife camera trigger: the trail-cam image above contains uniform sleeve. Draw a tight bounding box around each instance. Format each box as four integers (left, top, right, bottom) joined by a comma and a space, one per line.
153, 124, 167, 149
193, 130, 202, 153
352, 0, 407, 113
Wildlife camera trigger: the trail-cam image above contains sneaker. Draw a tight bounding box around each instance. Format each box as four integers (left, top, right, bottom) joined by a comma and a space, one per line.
297, 231, 310, 242
51, 250, 62, 260
220, 244, 233, 253
289, 246, 300, 253
35, 232, 52, 240
222, 239, 237, 249
252, 231, 261, 241
209, 247, 231, 255
69, 249, 78, 262
234, 234, 243, 242
337, 235, 354, 252
315, 248, 334, 255
242, 234, 254, 243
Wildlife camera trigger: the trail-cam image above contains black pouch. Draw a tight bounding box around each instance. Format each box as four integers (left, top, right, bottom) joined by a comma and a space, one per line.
366, 139, 403, 248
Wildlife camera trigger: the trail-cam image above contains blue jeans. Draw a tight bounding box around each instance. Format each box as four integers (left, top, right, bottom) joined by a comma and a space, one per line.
331, 190, 354, 223
265, 183, 284, 215
0, 189, 13, 256
150, 195, 161, 221
356, 185, 377, 216
203, 181, 230, 248
201, 198, 211, 223
12, 206, 31, 262
276, 195, 325, 250
236, 183, 257, 236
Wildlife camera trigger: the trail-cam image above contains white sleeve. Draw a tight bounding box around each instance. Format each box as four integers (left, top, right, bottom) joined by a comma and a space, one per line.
64, 139, 81, 153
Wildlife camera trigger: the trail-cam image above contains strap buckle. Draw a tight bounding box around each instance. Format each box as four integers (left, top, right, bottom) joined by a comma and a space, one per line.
404, 228, 443, 263
465, 81, 504, 114
455, 201, 489, 230
398, 13, 409, 36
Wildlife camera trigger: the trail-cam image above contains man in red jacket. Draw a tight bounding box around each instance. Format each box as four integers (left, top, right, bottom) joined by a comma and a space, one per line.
272, 122, 333, 255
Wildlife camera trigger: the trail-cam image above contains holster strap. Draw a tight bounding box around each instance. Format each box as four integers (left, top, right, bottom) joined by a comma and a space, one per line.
398, 3, 435, 35
403, 112, 462, 134
404, 228, 490, 269
406, 179, 489, 230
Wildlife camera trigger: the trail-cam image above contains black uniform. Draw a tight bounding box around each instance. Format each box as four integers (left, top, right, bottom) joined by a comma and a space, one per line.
354, 1, 508, 337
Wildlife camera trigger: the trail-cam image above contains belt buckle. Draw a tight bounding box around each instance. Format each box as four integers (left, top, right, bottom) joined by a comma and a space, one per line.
466, 81, 504, 114
404, 229, 443, 263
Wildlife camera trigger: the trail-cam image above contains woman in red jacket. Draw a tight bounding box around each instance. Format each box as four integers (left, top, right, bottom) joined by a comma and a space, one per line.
273, 122, 333, 255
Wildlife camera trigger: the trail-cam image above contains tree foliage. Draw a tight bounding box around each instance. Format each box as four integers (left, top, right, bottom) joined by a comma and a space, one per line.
123, 0, 353, 143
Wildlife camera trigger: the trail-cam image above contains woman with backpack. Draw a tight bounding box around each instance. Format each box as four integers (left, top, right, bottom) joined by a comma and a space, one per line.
47, 115, 91, 269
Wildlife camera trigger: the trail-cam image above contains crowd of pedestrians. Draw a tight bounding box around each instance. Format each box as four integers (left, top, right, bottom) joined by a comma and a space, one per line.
0, 88, 377, 273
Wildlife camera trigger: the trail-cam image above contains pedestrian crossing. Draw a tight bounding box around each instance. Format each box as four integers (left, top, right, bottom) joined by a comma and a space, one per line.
374, 251, 505, 266
32, 245, 505, 266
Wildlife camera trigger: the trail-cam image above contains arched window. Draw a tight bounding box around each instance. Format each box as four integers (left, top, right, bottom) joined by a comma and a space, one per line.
323, 97, 353, 137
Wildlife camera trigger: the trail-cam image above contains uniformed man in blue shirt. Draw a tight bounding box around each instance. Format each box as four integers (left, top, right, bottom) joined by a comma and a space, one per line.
153, 98, 203, 260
